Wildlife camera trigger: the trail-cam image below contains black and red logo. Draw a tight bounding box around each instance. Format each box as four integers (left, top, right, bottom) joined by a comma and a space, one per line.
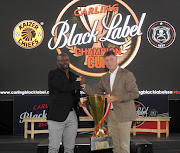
147, 21, 176, 49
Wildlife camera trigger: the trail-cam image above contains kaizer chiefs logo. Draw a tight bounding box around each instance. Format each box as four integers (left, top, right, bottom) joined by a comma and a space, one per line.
13, 20, 44, 49
147, 21, 176, 48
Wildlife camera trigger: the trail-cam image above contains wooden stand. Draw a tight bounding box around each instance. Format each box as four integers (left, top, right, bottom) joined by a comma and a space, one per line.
23, 116, 94, 139
131, 117, 170, 138
24, 117, 170, 139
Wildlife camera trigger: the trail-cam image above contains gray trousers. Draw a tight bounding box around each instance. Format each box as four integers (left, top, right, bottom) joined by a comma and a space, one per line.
48, 110, 78, 153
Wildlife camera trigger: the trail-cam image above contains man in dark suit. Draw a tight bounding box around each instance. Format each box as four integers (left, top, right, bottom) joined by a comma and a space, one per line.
80, 51, 139, 153
47, 53, 81, 153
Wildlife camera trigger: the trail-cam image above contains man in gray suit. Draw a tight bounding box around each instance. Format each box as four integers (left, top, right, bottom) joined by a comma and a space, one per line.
80, 51, 139, 153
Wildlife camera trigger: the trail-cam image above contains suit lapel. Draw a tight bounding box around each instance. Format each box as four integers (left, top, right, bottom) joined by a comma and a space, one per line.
112, 67, 123, 92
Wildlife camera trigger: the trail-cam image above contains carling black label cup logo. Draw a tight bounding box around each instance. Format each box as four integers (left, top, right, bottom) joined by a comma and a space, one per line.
135, 101, 149, 127
48, 0, 146, 77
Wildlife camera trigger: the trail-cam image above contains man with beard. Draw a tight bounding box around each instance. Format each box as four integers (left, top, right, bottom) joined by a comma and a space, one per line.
47, 53, 81, 153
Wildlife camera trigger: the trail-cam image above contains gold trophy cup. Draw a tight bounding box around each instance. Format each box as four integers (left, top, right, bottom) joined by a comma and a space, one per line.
80, 94, 114, 151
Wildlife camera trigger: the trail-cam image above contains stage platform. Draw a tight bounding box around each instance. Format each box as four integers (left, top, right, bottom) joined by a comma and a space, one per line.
0, 133, 180, 153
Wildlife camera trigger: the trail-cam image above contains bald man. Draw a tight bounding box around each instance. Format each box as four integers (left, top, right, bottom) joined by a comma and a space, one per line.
47, 53, 81, 153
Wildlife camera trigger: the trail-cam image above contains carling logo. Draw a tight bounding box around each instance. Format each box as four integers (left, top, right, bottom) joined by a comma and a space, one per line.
48, 0, 146, 77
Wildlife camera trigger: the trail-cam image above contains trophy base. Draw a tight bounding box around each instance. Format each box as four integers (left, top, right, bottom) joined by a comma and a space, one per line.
91, 136, 114, 151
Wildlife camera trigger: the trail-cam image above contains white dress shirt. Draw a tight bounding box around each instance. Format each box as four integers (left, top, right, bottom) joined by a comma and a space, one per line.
109, 66, 119, 109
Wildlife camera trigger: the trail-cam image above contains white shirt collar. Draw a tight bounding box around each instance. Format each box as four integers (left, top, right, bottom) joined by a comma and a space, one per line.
109, 66, 119, 75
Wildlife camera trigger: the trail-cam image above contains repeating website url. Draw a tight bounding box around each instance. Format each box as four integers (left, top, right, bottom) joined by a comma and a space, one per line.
139, 90, 180, 95
0, 90, 49, 95
0, 90, 180, 95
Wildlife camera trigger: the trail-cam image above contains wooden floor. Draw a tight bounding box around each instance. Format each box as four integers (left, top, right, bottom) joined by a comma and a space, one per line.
0, 133, 180, 153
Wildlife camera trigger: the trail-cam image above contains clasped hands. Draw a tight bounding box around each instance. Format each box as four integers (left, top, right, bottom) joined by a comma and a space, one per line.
76, 76, 86, 85
79, 94, 118, 108
77, 76, 118, 107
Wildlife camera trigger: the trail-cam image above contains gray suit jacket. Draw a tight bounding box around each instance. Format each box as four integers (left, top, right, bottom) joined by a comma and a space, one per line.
83, 67, 139, 122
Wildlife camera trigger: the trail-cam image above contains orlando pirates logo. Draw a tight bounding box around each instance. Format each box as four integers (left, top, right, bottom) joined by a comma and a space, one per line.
152, 26, 170, 44
147, 21, 176, 49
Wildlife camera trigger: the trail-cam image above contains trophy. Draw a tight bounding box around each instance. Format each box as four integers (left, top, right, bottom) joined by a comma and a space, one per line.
80, 94, 114, 151
77, 4, 118, 65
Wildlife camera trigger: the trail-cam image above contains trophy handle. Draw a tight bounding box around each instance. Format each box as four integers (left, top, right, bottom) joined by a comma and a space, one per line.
82, 106, 93, 120
100, 95, 111, 124
103, 102, 111, 121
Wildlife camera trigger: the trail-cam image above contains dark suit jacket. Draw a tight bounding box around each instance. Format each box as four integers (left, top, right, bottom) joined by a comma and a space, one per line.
84, 67, 139, 122
47, 68, 81, 122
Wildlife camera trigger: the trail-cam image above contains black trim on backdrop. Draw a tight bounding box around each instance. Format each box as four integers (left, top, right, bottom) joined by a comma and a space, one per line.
169, 100, 180, 133
0, 101, 13, 135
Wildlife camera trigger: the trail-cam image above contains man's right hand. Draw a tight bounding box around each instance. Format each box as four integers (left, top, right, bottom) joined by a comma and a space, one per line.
76, 77, 82, 82
80, 76, 86, 85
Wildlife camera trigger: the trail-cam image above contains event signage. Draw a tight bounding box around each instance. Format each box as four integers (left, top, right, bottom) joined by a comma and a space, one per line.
147, 21, 176, 49
135, 95, 168, 129
13, 95, 168, 135
13, 96, 50, 134
1, 0, 179, 97
13, 20, 44, 49
48, 0, 146, 77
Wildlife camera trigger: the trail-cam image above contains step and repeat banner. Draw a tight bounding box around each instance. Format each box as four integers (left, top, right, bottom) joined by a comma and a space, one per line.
1, 0, 177, 134
0, 0, 179, 98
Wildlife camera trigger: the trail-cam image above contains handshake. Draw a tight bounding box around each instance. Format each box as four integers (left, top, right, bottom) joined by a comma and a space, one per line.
76, 76, 86, 86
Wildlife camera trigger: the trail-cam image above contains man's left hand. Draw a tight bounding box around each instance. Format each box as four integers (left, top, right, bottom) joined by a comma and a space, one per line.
79, 97, 87, 107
